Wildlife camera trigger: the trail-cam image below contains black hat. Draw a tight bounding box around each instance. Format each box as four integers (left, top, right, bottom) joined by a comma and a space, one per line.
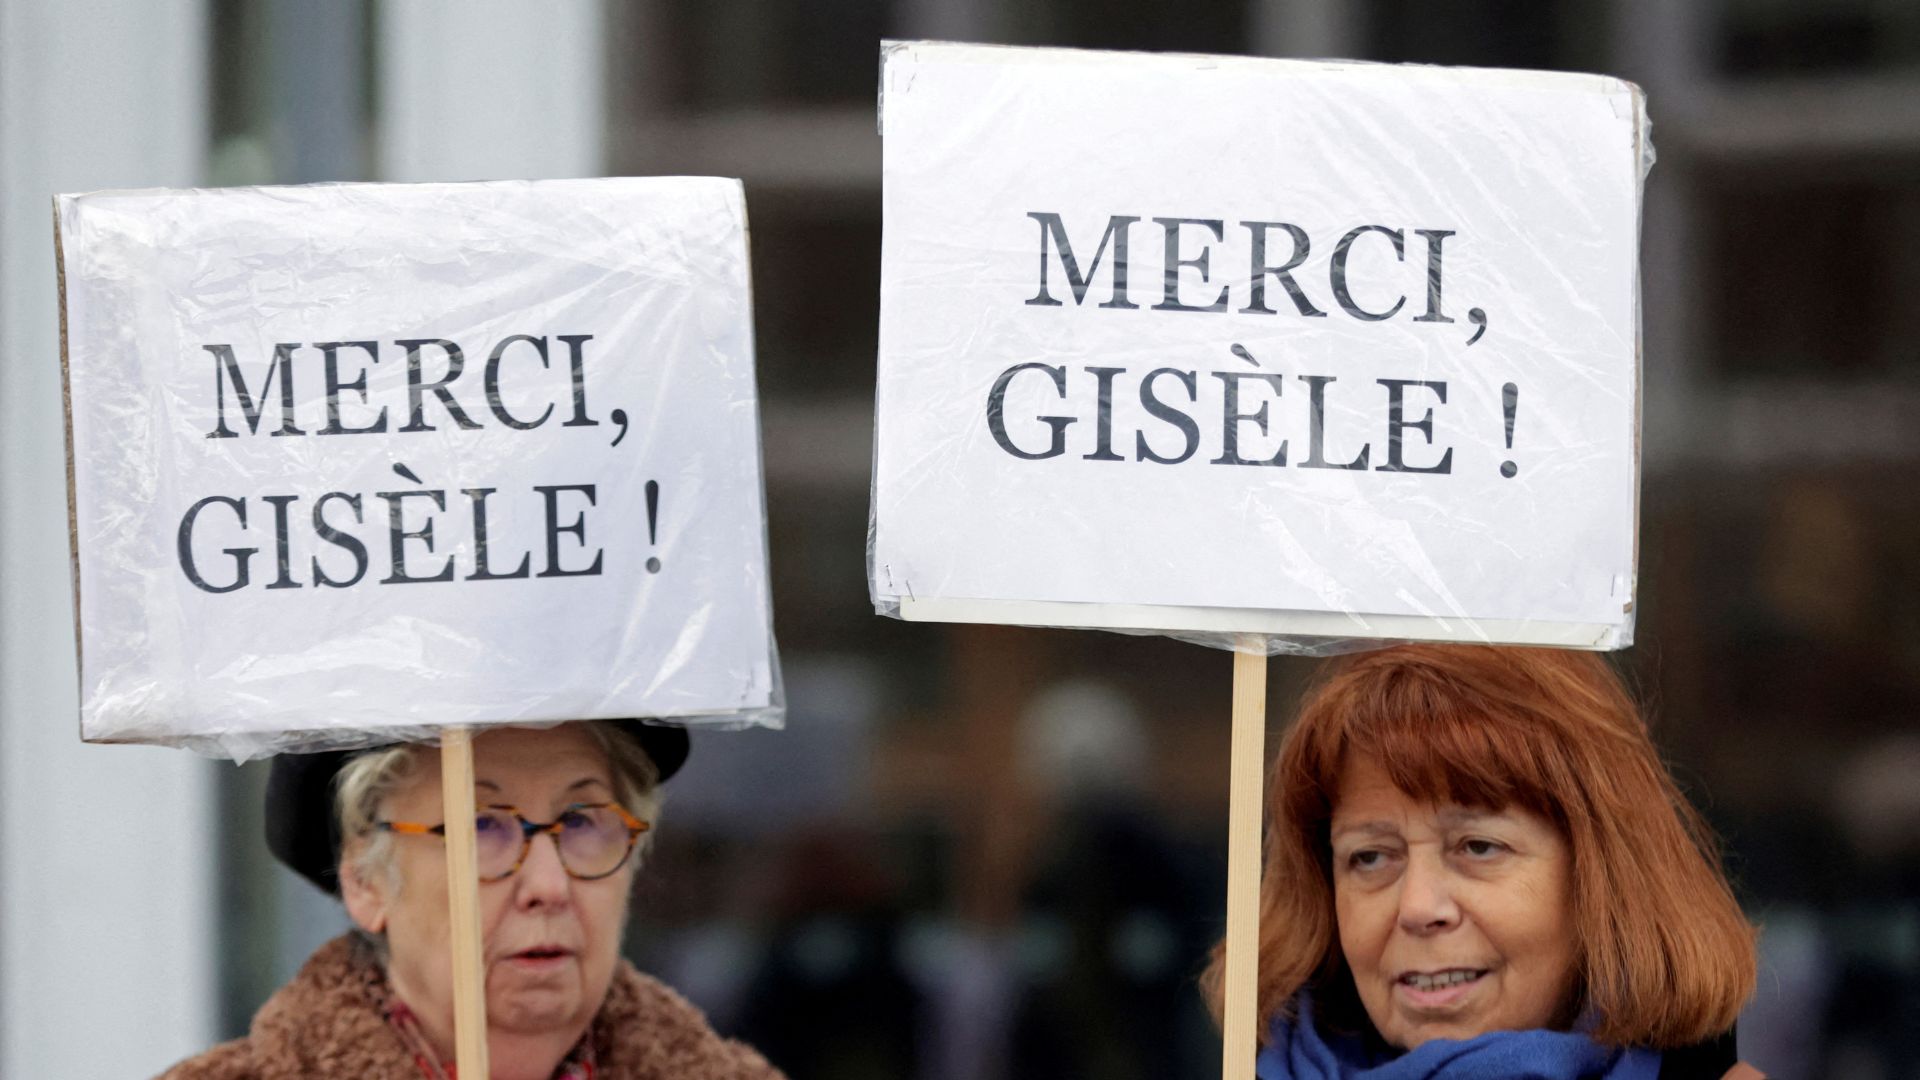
265, 721, 690, 896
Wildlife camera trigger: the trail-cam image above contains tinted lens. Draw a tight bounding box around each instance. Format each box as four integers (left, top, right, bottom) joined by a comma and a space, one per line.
475, 808, 523, 880
555, 805, 635, 878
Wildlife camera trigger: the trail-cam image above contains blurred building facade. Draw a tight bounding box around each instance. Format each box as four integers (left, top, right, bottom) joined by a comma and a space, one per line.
2, 1, 1916, 1077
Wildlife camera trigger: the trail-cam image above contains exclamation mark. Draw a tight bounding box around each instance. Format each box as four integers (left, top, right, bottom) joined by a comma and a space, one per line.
645, 480, 662, 573
1500, 383, 1519, 479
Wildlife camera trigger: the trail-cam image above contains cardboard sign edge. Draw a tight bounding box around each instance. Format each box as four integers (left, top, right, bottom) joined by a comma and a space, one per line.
897, 596, 1626, 650
879, 39, 1641, 96
52, 196, 86, 734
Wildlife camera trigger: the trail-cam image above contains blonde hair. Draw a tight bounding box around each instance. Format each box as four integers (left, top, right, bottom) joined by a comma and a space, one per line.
335, 721, 664, 896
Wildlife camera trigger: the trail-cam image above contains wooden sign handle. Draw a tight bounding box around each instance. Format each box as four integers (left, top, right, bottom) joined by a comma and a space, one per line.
440, 728, 490, 1078
1223, 643, 1267, 1080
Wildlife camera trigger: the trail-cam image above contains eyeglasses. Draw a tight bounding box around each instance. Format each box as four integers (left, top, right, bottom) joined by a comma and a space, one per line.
377, 803, 650, 882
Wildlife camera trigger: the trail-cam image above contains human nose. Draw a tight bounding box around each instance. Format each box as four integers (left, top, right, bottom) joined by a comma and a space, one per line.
1395, 849, 1459, 934
512, 827, 572, 908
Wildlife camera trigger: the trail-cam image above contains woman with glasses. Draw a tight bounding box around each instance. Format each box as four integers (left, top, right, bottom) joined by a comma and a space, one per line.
163, 721, 785, 1080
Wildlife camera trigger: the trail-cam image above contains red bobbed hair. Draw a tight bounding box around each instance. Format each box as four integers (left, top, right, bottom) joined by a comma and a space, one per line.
1205, 644, 1756, 1048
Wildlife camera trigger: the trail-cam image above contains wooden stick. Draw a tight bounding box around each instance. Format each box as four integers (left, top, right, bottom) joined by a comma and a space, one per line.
440, 727, 490, 1079
1222, 642, 1267, 1080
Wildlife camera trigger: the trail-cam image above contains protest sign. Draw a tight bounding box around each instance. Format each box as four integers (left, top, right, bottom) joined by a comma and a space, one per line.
58, 178, 780, 757
871, 42, 1653, 1080
872, 42, 1649, 651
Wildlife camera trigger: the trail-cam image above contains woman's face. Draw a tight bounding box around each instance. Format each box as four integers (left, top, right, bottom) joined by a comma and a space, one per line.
344, 725, 636, 1045
1330, 757, 1577, 1049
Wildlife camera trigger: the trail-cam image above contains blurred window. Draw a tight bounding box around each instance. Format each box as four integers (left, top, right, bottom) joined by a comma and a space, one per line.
654, 0, 898, 109
1358, 0, 1612, 72
1715, 0, 1920, 79
1698, 161, 1920, 380
750, 195, 884, 400
1001, 0, 1247, 55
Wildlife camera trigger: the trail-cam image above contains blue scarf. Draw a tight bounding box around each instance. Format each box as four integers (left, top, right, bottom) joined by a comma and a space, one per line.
1255, 997, 1661, 1080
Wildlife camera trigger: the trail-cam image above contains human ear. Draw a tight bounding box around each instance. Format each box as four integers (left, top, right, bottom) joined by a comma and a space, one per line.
338, 841, 389, 934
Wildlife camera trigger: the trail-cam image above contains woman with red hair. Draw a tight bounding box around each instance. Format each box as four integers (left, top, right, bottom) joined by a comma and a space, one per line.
1208, 645, 1764, 1079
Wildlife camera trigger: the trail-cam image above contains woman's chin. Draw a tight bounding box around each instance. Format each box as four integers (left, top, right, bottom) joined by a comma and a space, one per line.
489, 998, 581, 1035
486, 979, 585, 1035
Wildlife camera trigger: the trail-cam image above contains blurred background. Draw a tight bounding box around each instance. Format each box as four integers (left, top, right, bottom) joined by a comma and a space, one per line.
3, 1, 1917, 1077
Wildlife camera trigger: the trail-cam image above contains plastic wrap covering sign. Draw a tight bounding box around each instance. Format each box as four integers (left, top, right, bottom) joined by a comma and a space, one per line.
58, 178, 780, 757
872, 43, 1649, 653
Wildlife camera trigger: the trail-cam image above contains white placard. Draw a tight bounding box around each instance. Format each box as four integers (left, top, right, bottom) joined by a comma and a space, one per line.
872, 43, 1646, 649
59, 178, 779, 752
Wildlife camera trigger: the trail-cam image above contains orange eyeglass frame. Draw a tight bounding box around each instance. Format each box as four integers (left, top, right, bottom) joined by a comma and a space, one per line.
377, 802, 651, 882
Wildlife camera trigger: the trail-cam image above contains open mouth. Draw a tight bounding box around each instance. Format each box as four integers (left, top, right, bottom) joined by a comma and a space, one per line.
1399, 968, 1487, 992
509, 947, 572, 963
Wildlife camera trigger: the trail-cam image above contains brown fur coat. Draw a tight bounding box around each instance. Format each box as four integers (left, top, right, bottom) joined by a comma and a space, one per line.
159, 935, 784, 1080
